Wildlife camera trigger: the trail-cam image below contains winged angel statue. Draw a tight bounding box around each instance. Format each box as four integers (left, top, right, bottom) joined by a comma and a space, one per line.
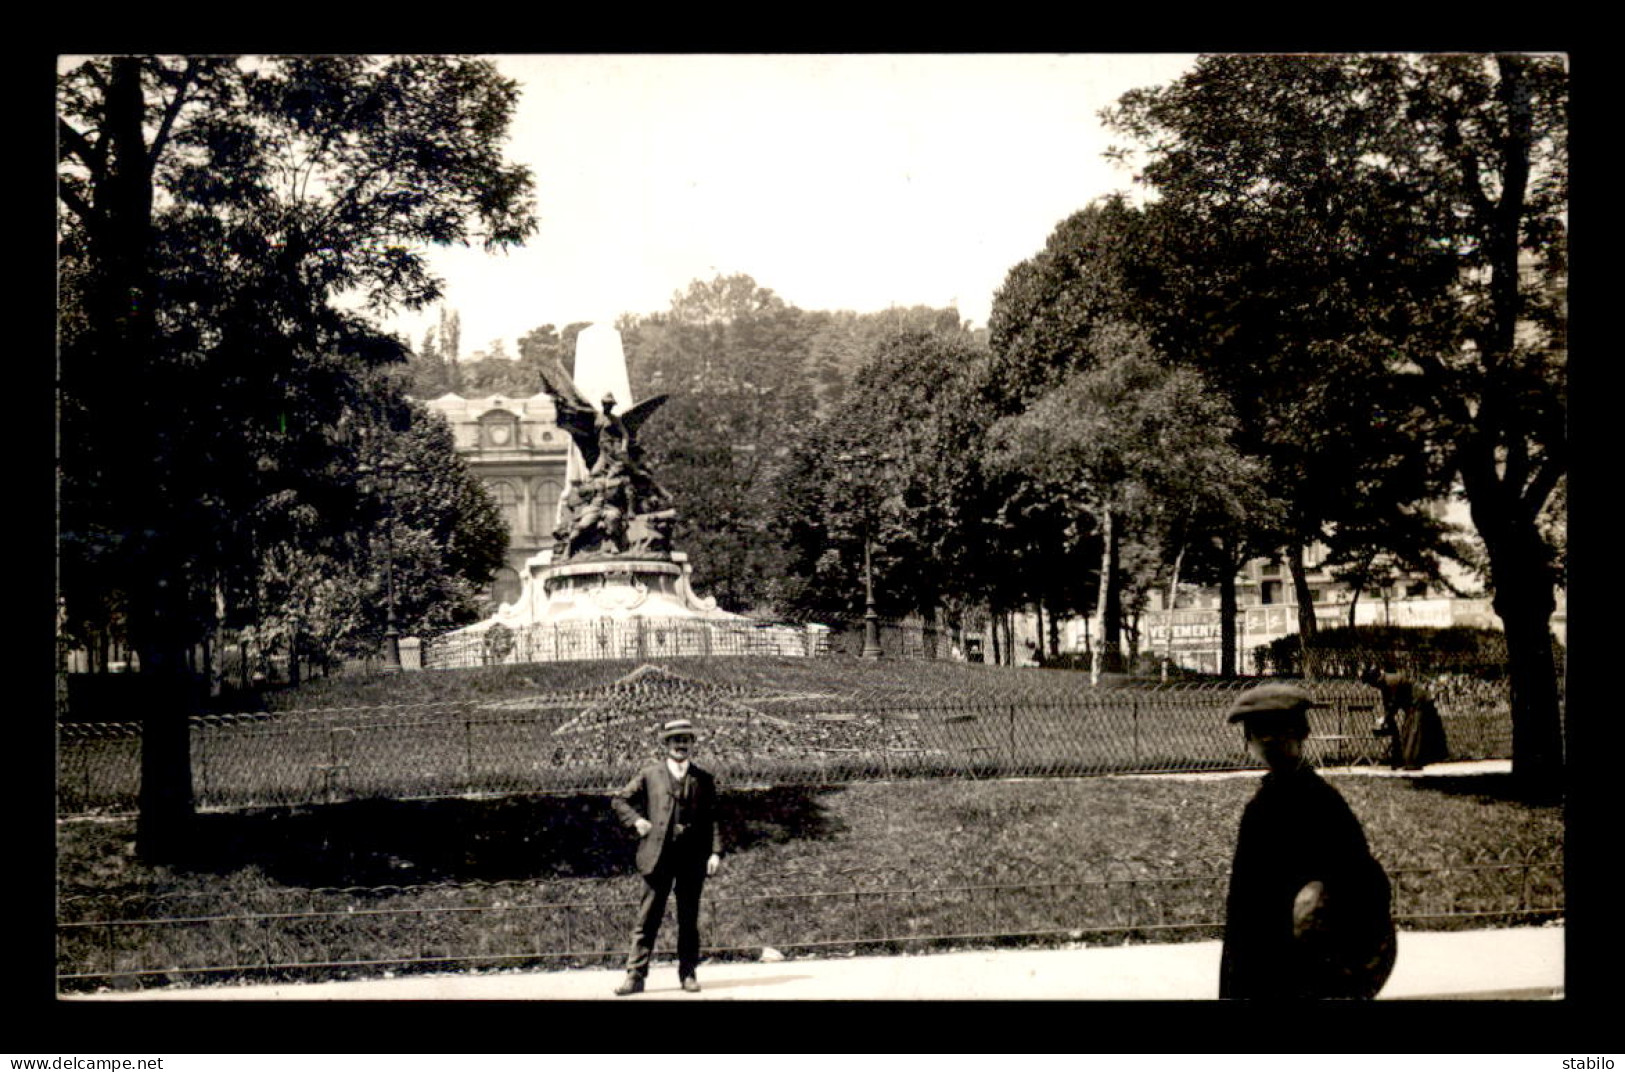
535, 356, 676, 560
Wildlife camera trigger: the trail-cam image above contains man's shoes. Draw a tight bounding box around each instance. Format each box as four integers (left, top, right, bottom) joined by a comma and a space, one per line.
613, 974, 645, 996
680, 975, 702, 993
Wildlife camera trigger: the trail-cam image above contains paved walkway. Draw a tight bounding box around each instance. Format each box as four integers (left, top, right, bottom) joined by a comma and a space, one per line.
67, 925, 1562, 1002
1114, 758, 1516, 782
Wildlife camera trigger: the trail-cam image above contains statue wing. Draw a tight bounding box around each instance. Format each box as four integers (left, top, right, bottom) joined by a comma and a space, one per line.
535, 357, 601, 467
620, 394, 669, 439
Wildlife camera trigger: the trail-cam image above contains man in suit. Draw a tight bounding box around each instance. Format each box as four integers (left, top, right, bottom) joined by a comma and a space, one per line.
609, 718, 723, 995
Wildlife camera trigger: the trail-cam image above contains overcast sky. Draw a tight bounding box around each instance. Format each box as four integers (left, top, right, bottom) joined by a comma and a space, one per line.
386, 53, 1200, 357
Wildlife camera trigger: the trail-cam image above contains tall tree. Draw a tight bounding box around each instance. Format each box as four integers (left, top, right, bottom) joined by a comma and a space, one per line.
987, 196, 1149, 411
619, 276, 814, 612
985, 199, 1181, 659
58, 54, 538, 855
1108, 53, 1566, 790
989, 324, 1254, 678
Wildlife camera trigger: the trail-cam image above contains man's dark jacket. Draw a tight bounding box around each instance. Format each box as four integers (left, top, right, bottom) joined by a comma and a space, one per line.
610, 761, 723, 875
1219, 766, 1396, 999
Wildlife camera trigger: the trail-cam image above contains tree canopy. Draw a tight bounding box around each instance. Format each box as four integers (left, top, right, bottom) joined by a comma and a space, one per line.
58, 54, 538, 852
614, 275, 979, 614
1106, 53, 1566, 789
59, 54, 536, 669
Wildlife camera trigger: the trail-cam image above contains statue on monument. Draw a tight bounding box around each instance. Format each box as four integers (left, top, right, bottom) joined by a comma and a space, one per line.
536, 354, 675, 561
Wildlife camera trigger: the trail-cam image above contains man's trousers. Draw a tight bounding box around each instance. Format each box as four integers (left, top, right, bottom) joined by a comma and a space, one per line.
625, 852, 707, 979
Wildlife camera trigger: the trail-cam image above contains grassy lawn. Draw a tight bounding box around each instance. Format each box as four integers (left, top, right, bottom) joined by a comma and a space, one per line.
56, 765, 1562, 991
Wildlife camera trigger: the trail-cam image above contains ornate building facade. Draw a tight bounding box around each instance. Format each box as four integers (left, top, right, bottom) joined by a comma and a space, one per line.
418, 391, 570, 611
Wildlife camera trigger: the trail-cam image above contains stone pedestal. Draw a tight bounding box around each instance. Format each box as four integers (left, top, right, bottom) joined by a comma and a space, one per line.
530, 552, 734, 623
433, 548, 830, 666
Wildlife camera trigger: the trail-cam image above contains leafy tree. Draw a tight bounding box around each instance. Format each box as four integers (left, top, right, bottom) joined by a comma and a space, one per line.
989, 325, 1254, 677
618, 276, 813, 612
614, 272, 982, 617
640, 385, 799, 614
57, 54, 537, 855
775, 330, 993, 622
986, 197, 1151, 411
1320, 496, 1461, 628
1108, 53, 1566, 791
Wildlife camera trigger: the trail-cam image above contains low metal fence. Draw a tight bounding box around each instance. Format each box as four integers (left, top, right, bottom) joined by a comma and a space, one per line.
420, 615, 966, 670
56, 845, 1561, 991
56, 676, 1515, 817
423, 617, 829, 669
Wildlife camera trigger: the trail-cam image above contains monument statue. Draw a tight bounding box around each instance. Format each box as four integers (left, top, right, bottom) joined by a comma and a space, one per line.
535, 354, 673, 559
432, 323, 827, 669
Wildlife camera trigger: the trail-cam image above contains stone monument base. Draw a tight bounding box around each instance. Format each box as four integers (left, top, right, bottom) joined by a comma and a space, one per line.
425, 550, 827, 668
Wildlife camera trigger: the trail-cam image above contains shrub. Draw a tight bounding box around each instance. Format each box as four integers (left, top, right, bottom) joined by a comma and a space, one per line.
1253, 625, 1516, 678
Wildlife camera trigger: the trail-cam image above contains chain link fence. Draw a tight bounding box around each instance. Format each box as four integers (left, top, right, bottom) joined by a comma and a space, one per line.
57, 672, 1515, 816
56, 844, 1561, 990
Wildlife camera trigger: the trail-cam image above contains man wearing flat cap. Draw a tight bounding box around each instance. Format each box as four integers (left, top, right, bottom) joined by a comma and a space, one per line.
609, 718, 723, 995
1219, 684, 1396, 999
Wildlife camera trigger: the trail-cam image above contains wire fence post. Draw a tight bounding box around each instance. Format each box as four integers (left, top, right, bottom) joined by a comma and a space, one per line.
324, 722, 339, 804
1133, 697, 1140, 769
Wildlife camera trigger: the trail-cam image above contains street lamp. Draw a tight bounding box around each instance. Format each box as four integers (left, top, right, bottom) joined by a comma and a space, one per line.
357, 457, 421, 673
860, 525, 882, 660
837, 448, 892, 660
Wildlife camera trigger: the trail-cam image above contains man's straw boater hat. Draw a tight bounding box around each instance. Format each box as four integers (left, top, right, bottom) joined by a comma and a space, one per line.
658, 719, 698, 740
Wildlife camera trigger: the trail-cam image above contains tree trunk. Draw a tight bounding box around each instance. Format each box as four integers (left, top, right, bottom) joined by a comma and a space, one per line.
209, 581, 227, 699
1218, 536, 1240, 678
134, 640, 198, 863
1467, 485, 1565, 798
85, 59, 199, 862
1498, 580, 1563, 799
1287, 544, 1319, 678
1163, 544, 1186, 683
1092, 506, 1123, 683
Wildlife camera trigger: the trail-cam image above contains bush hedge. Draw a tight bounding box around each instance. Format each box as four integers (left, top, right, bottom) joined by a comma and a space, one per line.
1253, 625, 1527, 678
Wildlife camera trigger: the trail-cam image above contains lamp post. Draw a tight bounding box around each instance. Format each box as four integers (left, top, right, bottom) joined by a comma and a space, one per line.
838, 448, 890, 660
358, 457, 421, 673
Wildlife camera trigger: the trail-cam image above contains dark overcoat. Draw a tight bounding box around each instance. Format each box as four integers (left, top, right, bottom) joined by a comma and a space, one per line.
1372, 672, 1450, 768
1219, 766, 1397, 999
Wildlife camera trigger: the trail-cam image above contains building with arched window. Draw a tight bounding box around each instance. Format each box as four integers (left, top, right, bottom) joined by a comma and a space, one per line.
418, 392, 570, 613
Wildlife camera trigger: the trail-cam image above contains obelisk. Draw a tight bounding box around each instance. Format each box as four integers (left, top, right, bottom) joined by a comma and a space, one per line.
556, 323, 635, 528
